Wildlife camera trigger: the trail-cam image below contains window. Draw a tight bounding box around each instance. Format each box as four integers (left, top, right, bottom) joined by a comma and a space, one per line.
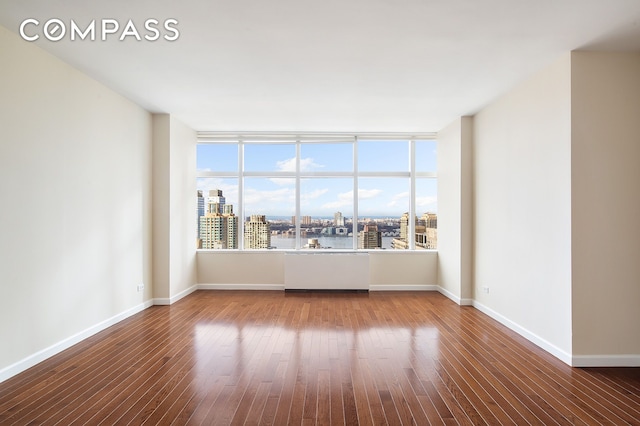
196, 134, 437, 250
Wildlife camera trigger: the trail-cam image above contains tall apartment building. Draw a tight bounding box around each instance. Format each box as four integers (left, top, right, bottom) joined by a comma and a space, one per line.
199, 189, 238, 249
197, 190, 205, 238
417, 212, 438, 249
358, 222, 382, 249
399, 212, 410, 241
394, 212, 438, 249
244, 214, 271, 249
292, 215, 313, 226
422, 212, 437, 229
334, 211, 345, 227
206, 189, 225, 215
392, 212, 412, 249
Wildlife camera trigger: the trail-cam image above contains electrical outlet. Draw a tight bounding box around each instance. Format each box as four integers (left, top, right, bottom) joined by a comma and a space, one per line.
137, 284, 145, 292
482, 286, 490, 294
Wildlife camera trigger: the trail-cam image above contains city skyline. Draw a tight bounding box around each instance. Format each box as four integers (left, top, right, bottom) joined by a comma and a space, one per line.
198, 189, 437, 250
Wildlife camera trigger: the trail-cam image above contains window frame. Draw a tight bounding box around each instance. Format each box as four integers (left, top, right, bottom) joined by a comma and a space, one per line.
197, 133, 437, 251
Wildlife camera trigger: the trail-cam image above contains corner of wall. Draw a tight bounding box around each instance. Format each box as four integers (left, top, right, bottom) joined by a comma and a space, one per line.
151, 114, 171, 300
436, 116, 473, 304
151, 114, 198, 302
460, 116, 473, 301
570, 51, 640, 361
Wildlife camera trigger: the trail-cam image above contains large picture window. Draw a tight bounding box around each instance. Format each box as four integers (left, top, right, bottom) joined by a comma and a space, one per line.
196, 134, 437, 250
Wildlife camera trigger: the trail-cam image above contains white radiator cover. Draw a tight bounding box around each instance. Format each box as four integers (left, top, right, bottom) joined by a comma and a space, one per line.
284, 253, 370, 290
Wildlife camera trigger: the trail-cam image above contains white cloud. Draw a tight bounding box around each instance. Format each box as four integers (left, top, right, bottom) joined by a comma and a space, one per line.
302, 188, 329, 203
337, 190, 353, 201
321, 190, 354, 209
387, 191, 409, 207
358, 188, 382, 199
275, 157, 296, 172
269, 177, 296, 186
416, 196, 437, 209
322, 200, 349, 209
270, 157, 324, 186
275, 157, 324, 172
321, 190, 350, 209
244, 187, 293, 206
301, 157, 324, 172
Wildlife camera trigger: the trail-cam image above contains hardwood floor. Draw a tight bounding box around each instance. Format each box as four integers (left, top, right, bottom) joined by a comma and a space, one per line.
1, 291, 638, 425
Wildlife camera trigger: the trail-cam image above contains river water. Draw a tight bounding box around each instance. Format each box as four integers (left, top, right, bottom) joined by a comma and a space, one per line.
270, 235, 396, 250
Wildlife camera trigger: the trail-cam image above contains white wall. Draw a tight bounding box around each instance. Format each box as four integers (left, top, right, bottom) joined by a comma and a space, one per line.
369, 251, 437, 289
437, 117, 473, 303
472, 54, 573, 361
152, 114, 197, 303
169, 116, 198, 299
198, 252, 285, 287
152, 115, 171, 299
0, 26, 152, 379
570, 51, 640, 361
197, 251, 437, 289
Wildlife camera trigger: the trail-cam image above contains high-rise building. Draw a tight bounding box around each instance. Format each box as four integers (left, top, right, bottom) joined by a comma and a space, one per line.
197, 190, 205, 218
393, 212, 438, 249
206, 189, 225, 215
197, 190, 205, 240
199, 189, 238, 249
244, 214, 271, 249
293, 215, 313, 226
334, 211, 345, 227
358, 222, 382, 249
422, 212, 437, 229
400, 212, 411, 241
416, 212, 438, 249
392, 212, 412, 249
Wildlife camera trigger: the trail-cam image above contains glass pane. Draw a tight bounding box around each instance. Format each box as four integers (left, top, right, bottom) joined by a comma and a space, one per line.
300, 178, 354, 249
300, 143, 353, 172
415, 140, 437, 172
415, 178, 437, 249
358, 177, 409, 249
197, 144, 238, 173
244, 144, 296, 172
244, 177, 295, 249
358, 140, 409, 172
197, 178, 239, 249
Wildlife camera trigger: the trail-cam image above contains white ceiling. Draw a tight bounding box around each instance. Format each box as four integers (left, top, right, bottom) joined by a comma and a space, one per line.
1, 0, 639, 132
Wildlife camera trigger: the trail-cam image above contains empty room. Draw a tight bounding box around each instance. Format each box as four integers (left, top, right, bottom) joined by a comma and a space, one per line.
1, 0, 639, 424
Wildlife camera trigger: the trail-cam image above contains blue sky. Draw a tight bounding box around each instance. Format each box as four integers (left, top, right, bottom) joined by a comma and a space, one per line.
197, 141, 437, 217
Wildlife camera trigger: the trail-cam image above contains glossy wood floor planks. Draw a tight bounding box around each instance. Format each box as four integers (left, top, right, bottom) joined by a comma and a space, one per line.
1, 291, 639, 425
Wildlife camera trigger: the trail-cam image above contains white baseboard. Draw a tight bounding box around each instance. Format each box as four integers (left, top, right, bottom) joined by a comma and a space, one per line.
436, 286, 474, 305
572, 354, 640, 367
0, 300, 153, 384
153, 285, 198, 305
471, 300, 573, 366
197, 283, 285, 291
369, 284, 438, 291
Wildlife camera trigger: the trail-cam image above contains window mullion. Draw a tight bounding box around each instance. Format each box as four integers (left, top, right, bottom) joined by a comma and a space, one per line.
239, 141, 244, 250
197, 135, 437, 252
410, 139, 416, 250
353, 138, 359, 250
295, 140, 301, 250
